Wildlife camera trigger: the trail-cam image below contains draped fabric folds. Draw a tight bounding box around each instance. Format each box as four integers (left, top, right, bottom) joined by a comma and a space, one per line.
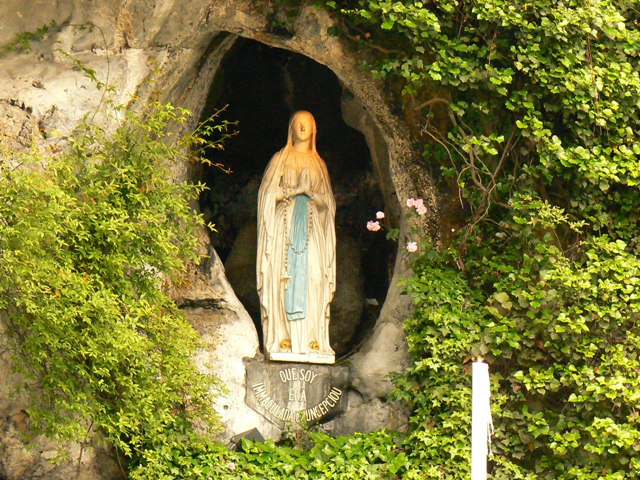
285, 194, 310, 322
257, 113, 336, 357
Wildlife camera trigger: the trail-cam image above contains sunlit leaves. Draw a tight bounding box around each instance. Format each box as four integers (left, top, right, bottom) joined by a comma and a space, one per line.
0, 102, 225, 461
328, 0, 640, 478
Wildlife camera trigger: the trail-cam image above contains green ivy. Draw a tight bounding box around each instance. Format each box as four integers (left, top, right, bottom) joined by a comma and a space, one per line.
131, 430, 406, 479
326, 0, 640, 478
391, 248, 487, 479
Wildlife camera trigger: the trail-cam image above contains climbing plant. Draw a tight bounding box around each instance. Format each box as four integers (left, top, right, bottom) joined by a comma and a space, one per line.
0, 101, 232, 464
326, 0, 640, 478
2, 1, 639, 477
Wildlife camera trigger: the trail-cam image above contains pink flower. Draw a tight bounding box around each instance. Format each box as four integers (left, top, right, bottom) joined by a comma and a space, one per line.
376, 211, 385, 220
367, 220, 381, 232
406, 197, 427, 215
407, 197, 427, 215
406, 241, 418, 253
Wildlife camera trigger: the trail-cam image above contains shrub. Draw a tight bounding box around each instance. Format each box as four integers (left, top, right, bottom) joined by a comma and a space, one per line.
0, 101, 228, 463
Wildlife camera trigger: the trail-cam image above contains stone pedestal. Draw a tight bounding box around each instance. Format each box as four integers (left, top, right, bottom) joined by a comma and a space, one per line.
245, 359, 348, 428
266, 351, 335, 364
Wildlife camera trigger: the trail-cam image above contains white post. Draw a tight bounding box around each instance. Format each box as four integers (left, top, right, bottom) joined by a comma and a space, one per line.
471, 360, 493, 480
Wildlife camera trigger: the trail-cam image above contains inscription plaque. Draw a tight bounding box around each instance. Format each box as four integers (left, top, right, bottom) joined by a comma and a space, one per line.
245, 359, 348, 427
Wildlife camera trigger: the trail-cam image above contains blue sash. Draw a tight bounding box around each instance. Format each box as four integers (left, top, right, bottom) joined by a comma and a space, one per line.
285, 194, 309, 321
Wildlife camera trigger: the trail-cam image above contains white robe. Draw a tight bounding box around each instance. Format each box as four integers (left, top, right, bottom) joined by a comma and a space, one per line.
257, 126, 336, 357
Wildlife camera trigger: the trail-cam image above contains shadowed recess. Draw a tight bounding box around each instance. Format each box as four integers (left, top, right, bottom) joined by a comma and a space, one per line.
198, 37, 395, 357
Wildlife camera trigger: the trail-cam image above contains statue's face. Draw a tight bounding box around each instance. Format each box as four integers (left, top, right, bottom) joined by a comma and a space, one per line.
292, 114, 314, 144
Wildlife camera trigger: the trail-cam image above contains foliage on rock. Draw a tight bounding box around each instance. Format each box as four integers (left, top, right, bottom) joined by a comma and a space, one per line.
2, 0, 640, 477
391, 249, 483, 479
131, 429, 406, 479
327, 0, 640, 478
0, 102, 228, 463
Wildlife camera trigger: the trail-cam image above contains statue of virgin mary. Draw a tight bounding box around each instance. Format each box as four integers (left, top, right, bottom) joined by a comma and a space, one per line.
257, 111, 336, 364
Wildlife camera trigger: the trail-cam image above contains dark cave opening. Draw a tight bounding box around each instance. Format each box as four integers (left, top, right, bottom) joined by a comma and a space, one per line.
198, 37, 395, 357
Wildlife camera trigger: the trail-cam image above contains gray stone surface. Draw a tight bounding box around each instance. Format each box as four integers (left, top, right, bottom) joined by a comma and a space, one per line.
224, 222, 260, 322
0, 0, 437, 224
331, 397, 409, 436
0, 100, 41, 149
349, 251, 414, 402
340, 248, 414, 434
173, 242, 264, 440
349, 321, 410, 401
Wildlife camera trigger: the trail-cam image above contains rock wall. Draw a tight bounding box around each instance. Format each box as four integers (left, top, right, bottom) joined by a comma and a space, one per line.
0, 1, 439, 477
